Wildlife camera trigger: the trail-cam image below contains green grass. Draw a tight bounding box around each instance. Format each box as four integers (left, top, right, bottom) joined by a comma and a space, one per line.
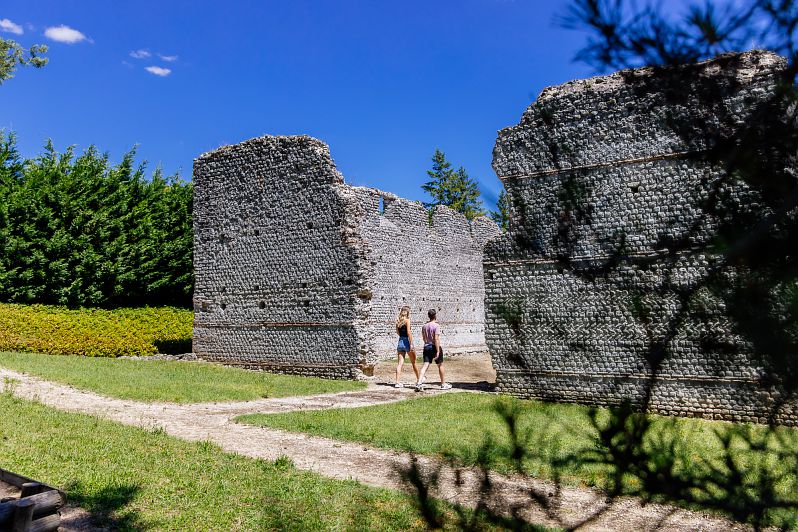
238, 393, 610, 481
0, 394, 532, 531
238, 392, 798, 525
0, 351, 365, 403
0, 303, 193, 357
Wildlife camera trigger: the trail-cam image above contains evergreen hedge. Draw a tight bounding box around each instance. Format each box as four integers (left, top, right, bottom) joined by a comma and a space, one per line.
0, 303, 193, 357
0, 133, 193, 308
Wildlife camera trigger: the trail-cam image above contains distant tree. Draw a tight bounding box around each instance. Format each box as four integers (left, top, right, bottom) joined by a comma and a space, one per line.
448, 166, 485, 220
490, 190, 510, 231
0, 37, 47, 84
421, 148, 453, 209
422, 149, 485, 220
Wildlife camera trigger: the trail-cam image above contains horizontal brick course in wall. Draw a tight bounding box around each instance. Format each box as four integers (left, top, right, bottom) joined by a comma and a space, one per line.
485, 50, 797, 425
345, 186, 499, 359
193, 135, 498, 379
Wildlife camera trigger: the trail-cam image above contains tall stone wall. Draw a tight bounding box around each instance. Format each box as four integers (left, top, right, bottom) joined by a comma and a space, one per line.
485, 50, 798, 425
344, 186, 499, 359
193, 136, 368, 378
193, 135, 497, 379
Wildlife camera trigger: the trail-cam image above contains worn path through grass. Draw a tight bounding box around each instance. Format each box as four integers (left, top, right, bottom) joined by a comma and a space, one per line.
0, 351, 365, 402
238, 392, 798, 495
0, 367, 744, 531
0, 393, 477, 531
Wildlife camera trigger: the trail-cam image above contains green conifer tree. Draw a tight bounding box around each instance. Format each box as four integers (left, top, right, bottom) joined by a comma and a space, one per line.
0, 134, 193, 308
421, 148, 453, 210
448, 166, 485, 220
421, 149, 485, 220
490, 190, 510, 231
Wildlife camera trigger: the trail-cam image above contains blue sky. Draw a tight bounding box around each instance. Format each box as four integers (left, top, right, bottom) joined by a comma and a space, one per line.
0, 0, 604, 209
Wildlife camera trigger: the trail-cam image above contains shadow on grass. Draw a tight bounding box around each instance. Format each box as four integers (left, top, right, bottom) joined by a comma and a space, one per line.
64, 482, 145, 530
402, 454, 551, 531
396, 398, 798, 530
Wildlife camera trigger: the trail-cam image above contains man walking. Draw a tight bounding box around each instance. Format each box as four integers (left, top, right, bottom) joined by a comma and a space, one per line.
416, 309, 451, 391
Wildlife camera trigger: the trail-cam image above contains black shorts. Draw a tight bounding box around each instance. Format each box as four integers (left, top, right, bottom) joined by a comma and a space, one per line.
422, 344, 443, 364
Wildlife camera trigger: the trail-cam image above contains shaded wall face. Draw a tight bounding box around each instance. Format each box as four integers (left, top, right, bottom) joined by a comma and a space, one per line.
492, 52, 786, 179
347, 187, 500, 360
486, 51, 797, 424
193, 136, 365, 379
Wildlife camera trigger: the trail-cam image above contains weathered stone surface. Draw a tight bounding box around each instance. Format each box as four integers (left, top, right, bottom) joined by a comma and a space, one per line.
193, 136, 499, 379
485, 50, 798, 425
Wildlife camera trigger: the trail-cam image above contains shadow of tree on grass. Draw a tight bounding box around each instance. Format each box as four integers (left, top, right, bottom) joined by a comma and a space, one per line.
63, 482, 145, 531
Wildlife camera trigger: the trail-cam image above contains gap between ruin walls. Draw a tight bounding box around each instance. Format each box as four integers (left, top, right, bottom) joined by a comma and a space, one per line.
339, 184, 500, 374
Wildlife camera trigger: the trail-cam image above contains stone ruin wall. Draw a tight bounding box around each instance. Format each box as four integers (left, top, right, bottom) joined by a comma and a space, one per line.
193, 135, 498, 379
192, 136, 364, 379
485, 50, 798, 425
346, 187, 499, 359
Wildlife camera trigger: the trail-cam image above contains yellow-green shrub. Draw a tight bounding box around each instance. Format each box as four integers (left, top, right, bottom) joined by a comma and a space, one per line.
0, 303, 193, 357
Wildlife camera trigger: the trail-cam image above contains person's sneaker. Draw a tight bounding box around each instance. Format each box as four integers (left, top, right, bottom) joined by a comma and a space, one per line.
415, 377, 425, 390
440, 383, 452, 390
394, 382, 404, 389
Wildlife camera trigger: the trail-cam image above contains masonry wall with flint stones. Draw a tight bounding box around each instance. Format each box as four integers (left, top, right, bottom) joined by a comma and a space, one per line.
193, 136, 498, 379
485, 50, 798, 425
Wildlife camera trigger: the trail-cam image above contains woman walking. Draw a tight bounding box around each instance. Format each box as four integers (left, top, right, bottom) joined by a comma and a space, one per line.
394, 306, 419, 388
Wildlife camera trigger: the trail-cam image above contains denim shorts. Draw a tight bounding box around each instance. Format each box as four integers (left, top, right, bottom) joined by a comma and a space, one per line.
397, 336, 411, 353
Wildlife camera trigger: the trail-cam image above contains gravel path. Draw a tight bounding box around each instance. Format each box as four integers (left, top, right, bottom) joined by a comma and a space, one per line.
0, 368, 746, 531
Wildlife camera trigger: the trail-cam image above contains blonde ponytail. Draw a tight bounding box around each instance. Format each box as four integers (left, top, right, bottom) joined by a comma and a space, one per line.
395, 306, 410, 331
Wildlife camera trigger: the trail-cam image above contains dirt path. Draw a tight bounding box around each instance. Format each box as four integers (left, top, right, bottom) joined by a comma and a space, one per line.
372, 354, 497, 391
0, 368, 745, 531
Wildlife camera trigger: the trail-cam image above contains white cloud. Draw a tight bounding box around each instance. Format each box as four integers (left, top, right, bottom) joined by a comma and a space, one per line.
0, 18, 23, 35
44, 25, 88, 44
145, 66, 171, 77
158, 53, 178, 62
130, 49, 151, 59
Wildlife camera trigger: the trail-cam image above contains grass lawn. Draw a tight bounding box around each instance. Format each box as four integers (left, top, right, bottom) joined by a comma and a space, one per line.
238, 393, 616, 482
238, 392, 798, 525
0, 394, 534, 531
0, 351, 365, 403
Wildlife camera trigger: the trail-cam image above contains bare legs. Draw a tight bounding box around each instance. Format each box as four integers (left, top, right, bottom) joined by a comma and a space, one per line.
396, 351, 419, 384
417, 360, 446, 388
417, 361, 430, 384
395, 352, 404, 384
409, 350, 420, 380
